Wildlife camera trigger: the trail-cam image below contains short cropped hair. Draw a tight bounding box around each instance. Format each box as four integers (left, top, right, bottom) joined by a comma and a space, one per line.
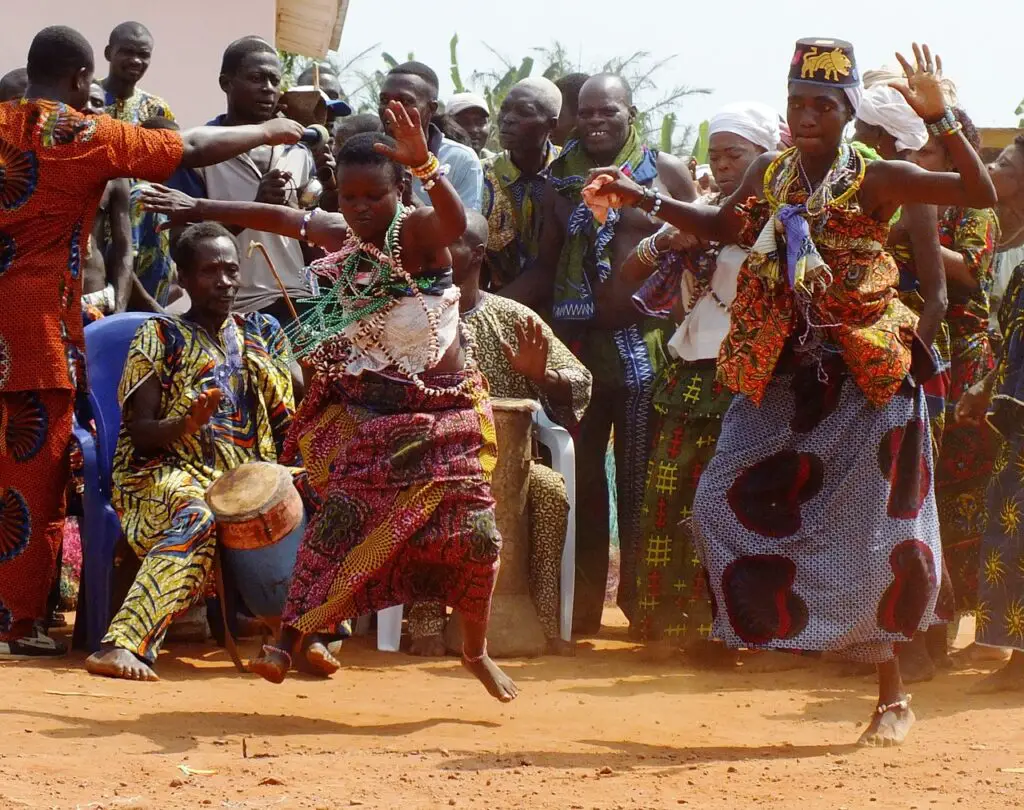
171, 222, 238, 273
108, 21, 153, 47
555, 73, 590, 114
388, 61, 439, 97
336, 132, 403, 183
26, 26, 94, 85
220, 36, 277, 77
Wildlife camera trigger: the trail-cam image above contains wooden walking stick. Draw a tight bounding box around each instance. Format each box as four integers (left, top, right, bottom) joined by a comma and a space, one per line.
247, 240, 299, 324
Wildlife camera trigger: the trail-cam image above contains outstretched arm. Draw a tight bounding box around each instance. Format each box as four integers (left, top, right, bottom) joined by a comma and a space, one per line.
179, 118, 305, 169
139, 186, 350, 252
585, 152, 773, 244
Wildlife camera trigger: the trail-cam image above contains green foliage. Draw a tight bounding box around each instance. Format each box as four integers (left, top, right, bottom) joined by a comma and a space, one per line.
450, 34, 466, 94
691, 120, 710, 164
280, 36, 712, 155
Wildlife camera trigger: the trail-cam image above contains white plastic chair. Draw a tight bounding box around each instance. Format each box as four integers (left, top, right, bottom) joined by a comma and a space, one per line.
532, 409, 577, 643
368, 407, 577, 651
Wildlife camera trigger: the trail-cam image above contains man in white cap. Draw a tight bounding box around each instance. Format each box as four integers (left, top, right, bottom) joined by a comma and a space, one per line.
447, 91, 493, 158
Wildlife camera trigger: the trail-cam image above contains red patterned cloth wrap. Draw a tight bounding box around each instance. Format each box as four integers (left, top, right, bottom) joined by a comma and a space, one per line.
280, 347, 501, 635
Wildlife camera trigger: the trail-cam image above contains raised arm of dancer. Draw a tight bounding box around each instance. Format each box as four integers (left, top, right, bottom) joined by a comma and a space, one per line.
866, 45, 996, 211
376, 101, 468, 250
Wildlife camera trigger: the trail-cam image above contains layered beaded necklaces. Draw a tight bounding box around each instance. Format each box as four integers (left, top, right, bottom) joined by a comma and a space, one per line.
287, 205, 474, 396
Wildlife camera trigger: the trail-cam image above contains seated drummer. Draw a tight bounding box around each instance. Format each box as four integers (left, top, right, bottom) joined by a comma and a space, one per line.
86, 223, 332, 681
407, 211, 593, 656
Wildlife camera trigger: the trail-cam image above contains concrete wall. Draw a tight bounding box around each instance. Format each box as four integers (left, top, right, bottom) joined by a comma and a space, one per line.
0, 0, 277, 127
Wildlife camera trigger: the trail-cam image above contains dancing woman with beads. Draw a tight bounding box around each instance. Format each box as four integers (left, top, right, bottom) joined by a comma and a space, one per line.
141, 102, 519, 702
584, 40, 996, 745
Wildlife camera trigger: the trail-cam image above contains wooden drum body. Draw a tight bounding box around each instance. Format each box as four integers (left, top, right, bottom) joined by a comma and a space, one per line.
206, 462, 306, 624
445, 398, 546, 657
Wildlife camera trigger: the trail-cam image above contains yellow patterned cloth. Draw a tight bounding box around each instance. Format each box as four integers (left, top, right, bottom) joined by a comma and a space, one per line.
104, 314, 297, 662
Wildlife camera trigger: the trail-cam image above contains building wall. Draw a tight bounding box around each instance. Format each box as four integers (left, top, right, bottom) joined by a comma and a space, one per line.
0, 0, 277, 127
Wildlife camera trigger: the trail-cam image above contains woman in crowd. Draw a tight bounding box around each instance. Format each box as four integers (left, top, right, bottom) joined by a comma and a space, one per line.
912, 109, 1001, 665
625, 102, 780, 664
142, 102, 518, 702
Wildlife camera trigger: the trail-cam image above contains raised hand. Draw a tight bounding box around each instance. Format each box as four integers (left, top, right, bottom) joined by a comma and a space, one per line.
374, 100, 430, 168
184, 388, 223, 433
890, 43, 947, 122
138, 184, 200, 227
261, 117, 305, 146
500, 317, 550, 385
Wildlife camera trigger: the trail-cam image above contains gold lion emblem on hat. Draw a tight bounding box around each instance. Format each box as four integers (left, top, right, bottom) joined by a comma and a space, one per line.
800, 47, 852, 83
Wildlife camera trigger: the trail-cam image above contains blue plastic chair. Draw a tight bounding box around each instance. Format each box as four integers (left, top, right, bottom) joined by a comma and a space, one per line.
74, 312, 159, 651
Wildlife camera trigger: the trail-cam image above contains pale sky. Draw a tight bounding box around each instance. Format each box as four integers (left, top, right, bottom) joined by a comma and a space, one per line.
340, 0, 1019, 130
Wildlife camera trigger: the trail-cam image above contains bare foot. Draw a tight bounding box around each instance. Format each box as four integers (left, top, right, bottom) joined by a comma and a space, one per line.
951, 643, 1011, 669
971, 652, 1024, 693
546, 637, 576, 657
685, 639, 740, 670
249, 647, 291, 685
409, 634, 447, 658
858, 702, 915, 747
462, 654, 519, 702
641, 638, 675, 663
740, 650, 810, 673
85, 647, 158, 682
300, 640, 340, 677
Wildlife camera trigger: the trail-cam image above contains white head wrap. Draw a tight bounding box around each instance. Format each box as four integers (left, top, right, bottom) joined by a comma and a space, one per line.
708, 101, 782, 152
512, 76, 563, 118
447, 92, 490, 117
855, 84, 928, 152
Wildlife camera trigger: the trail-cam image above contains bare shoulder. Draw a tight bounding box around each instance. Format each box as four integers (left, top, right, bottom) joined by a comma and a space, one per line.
655, 151, 697, 202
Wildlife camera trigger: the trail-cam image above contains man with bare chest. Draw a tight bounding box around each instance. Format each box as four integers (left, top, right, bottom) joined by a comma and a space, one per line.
80, 82, 134, 321
504, 74, 696, 633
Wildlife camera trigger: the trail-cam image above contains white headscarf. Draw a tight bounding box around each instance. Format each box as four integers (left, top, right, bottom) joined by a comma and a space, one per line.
856, 84, 928, 152
708, 101, 782, 152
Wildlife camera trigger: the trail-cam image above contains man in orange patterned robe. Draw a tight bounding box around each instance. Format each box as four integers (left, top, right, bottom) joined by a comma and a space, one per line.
0, 26, 302, 658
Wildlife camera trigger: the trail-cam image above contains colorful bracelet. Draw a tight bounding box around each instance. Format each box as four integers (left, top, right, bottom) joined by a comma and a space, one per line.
925, 108, 962, 138
422, 163, 451, 191
411, 153, 441, 180
300, 208, 318, 244
636, 234, 663, 267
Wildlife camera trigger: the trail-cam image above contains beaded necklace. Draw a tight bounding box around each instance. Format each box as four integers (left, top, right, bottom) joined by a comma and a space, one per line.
288, 205, 476, 397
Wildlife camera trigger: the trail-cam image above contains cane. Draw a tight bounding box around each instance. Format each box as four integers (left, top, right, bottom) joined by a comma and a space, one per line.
247, 240, 299, 324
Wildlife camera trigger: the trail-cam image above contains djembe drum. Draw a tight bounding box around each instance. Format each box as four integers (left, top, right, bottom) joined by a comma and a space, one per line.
206, 462, 307, 631
444, 398, 546, 657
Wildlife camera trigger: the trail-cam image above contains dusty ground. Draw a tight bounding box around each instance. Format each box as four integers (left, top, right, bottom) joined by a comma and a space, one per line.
2, 612, 1023, 810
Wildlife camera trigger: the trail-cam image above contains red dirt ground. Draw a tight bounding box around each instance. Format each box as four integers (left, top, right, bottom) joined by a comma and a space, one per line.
1, 613, 1022, 810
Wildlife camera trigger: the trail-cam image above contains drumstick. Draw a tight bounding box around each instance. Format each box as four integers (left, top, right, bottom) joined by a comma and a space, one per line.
248, 240, 300, 324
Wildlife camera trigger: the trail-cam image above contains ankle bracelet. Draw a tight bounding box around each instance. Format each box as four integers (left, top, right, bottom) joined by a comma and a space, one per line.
876, 694, 911, 715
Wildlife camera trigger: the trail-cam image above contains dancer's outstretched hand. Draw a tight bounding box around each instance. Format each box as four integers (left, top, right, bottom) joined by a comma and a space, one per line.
375, 101, 430, 169
891, 43, 946, 122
